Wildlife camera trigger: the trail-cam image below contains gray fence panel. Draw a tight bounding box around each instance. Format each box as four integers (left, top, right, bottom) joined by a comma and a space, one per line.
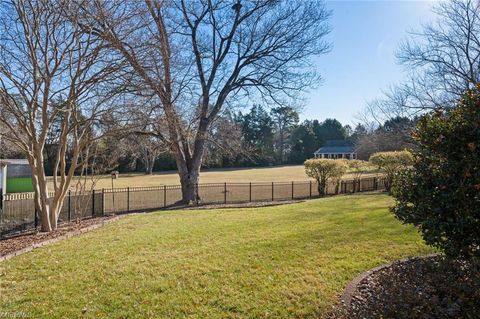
165, 186, 182, 207
225, 184, 250, 203
293, 182, 311, 199
198, 184, 225, 204
250, 183, 274, 202
131, 187, 164, 212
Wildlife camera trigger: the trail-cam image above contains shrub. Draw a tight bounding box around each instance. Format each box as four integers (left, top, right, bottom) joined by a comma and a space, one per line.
304, 159, 347, 196
391, 84, 480, 259
369, 151, 413, 192
346, 160, 372, 192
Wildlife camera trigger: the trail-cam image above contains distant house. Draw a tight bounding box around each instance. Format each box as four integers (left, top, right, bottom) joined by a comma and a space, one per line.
0, 159, 33, 195
313, 140, 357, 160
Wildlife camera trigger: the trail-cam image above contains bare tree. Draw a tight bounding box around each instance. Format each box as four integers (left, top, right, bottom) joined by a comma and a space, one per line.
79, 0, 330, 203
0, 123, 23, 159
202, 111, 247, 167
126, 110, 169, 175
0, 0, 122, 231
354, 117, 417, 160
397, 0, 480, 111
270, 106, 299, 163
359, 0, 480, 145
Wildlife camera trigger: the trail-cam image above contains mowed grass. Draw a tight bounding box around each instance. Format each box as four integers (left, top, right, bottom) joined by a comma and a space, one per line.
0, 194, 432, 319
48, 165, 379, 189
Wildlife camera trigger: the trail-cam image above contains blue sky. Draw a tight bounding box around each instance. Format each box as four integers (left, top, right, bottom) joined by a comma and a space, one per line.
302, 0, 438, 126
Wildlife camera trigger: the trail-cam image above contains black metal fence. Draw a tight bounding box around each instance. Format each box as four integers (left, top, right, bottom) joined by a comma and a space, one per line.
0, 176, 386, 238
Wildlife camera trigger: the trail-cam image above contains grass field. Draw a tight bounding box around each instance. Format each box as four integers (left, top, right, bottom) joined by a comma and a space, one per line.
0, 194, 432, 318
49, 165, 380, 190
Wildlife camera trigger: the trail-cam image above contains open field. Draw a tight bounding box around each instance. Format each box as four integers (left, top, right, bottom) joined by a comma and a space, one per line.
48, 165, 380, 190
0, 194, 432, 318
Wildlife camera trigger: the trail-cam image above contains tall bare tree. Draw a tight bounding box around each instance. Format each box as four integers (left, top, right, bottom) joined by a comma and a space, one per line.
0, 0, 122, 231
396, 0, 480, 111
202, 111, 247, 167
270, 106, 299, 163
79, 0, 330, 203
365, 0, 480, 122
360, 0, 480, 145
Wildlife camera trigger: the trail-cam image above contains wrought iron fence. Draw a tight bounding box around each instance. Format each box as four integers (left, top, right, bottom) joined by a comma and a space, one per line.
0, 176, 386, 238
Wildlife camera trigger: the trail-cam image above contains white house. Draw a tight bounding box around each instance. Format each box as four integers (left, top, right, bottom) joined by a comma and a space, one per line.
313, 140, 357, 160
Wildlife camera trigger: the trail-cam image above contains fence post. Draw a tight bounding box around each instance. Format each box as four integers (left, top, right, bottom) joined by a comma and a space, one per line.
224, 182, 227, 204
291, 181, 294, 199
310, 180, 312, 198
34, 208, 38, 229
195, 184, 199, 206
163, 185, 166, 208
127, 187, 130, 213
92, 189, 95, 217
0, 193, 3, 227
249, 182, 252, 202
68, 190, 71, 222
271, 182, 274, 201
102, 188, 105, 216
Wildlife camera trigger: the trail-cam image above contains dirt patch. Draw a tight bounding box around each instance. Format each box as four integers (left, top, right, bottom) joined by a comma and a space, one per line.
0, 216, 118, 258
334, 255, 480, 318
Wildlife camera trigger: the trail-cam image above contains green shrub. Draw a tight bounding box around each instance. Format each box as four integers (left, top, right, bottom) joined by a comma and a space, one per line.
369, 151, 413, 192
391, 84, 480, 259
304, 159, 347, 196
345, 159, 372, 192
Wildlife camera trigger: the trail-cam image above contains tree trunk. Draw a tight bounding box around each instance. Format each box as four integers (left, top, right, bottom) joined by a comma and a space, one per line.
144, 156, 150, 174
31, 170, 51, 232
172, 116, 209, 204
29, 151, 53, 232
145, 155, 155, 175
279, 128, 284, 164
147, 160, 154, 175
317, 179, 326, 197
29, 150, 67, 232
385, 175, 393, 193
179, 169, 199, 204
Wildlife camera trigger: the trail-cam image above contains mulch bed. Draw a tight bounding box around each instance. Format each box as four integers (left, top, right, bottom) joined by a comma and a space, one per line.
333, 255, 480, 319
0, 216, 117, 257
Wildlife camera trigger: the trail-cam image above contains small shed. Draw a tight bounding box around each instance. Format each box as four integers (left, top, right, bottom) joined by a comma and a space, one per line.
313, 140, 357, 160
0, 159, 33, 194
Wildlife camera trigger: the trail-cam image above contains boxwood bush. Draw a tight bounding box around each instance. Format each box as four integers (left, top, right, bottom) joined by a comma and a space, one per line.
391, 84, 480, 259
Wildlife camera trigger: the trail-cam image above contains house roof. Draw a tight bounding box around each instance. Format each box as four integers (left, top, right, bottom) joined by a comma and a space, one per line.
314, 140, 356, 154
0, 159, 29, 166
314, 146, 356, 154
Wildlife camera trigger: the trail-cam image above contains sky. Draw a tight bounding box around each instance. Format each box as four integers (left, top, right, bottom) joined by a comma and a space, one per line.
302, 0, 439, 126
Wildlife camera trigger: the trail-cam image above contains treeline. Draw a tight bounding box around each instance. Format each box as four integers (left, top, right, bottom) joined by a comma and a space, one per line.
59, 105, 412, 174
205, 109, 416, 167
1, 104, 415, 175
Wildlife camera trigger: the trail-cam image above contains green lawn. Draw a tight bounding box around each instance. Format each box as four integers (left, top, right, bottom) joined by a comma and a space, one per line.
0, 194, 432, 318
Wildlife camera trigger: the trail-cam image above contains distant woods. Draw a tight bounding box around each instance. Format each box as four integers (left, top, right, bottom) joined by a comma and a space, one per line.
72, 106, 414, 173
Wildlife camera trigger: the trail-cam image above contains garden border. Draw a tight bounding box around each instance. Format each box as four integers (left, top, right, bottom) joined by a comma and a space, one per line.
0, 216, 123, 262
339, 253, 440, 308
